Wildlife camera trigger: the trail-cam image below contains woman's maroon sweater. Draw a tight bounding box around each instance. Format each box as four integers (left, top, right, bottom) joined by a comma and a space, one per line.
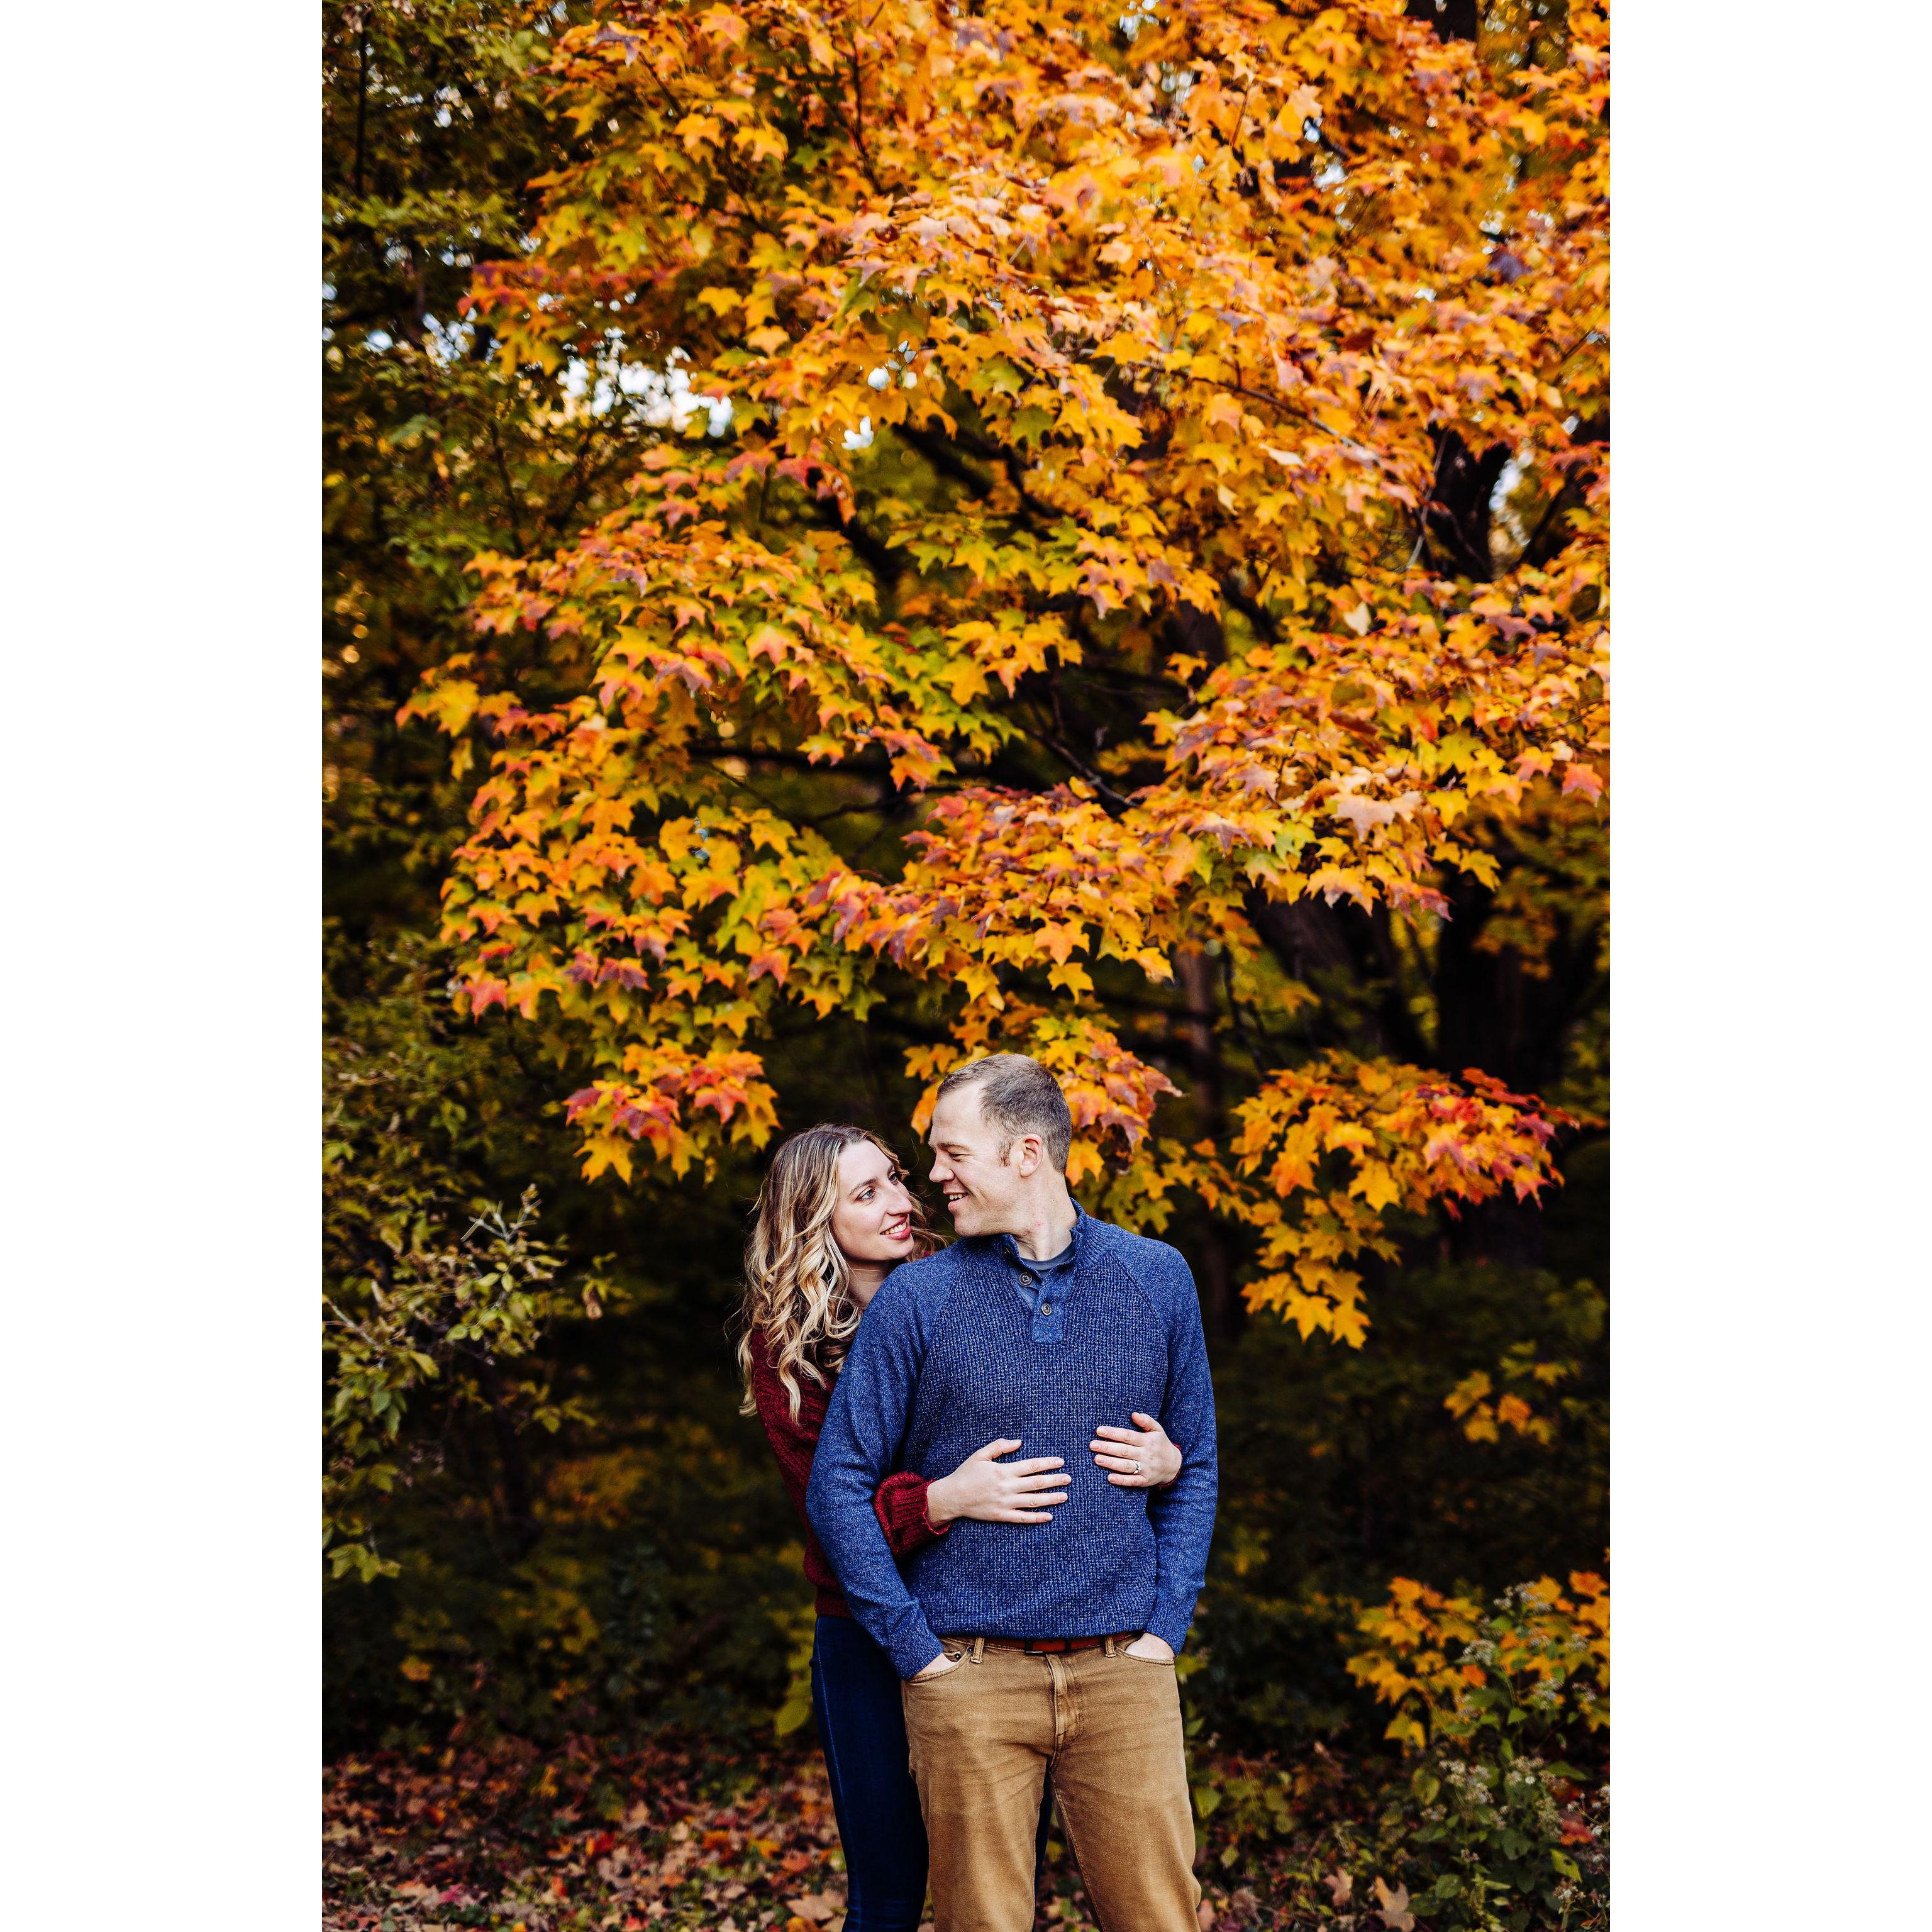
747, 1330, 949, 1617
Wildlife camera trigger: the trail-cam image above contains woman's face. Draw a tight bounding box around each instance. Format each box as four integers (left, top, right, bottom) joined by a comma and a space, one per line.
829, 1139, 918, 1268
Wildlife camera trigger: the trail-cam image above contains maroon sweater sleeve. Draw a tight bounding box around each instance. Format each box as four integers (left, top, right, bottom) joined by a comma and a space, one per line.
747, 1338, 823, 1527
874, 1469, 949, 1555
747, 1335, 948, 1559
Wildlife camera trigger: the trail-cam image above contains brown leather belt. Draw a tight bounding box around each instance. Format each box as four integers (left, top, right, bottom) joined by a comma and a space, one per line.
1019, 1632, 1143, 1656
938, 1632, 1147, 1660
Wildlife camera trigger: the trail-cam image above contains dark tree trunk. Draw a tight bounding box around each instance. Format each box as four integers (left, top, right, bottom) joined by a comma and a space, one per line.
1172, 947, 1244, 1341
1434, 865, 1604, 1102
1163, 599, 1226, 670
352, 16, 369, 199
1423, 429, 1511, 581
473, 1354, 541, 1560
1435, 870, 1533, 1091
1435, 867, 1536, 1265
1241, 890, 1430, 1063
1243, 891, 1356, 987
1432, 865, 1601, 1269
1406, 0, 1480, 41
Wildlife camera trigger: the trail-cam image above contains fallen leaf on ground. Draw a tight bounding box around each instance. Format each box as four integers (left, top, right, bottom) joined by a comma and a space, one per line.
1373, 1876, 1416, 1931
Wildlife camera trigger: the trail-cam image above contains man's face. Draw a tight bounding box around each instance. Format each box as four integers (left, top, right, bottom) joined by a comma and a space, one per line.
927, 1085, 1032, 1236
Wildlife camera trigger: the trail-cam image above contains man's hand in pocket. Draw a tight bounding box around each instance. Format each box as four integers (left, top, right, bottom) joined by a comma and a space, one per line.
1124, 1633, 1174, 1662
912, 1650, 964, 1681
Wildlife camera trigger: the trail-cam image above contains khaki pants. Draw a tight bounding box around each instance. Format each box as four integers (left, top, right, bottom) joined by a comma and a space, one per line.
899, 1636, 1200, 1932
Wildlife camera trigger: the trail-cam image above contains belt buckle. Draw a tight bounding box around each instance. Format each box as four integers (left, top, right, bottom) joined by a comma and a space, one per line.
1022, 1636, 1069, 1656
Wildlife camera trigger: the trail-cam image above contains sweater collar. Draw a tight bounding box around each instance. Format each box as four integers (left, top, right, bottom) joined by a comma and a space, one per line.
991, 1198, 1089, 1270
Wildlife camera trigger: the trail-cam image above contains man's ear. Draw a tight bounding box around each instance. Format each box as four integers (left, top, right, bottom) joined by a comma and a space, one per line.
1015, 1133, 1043, 1178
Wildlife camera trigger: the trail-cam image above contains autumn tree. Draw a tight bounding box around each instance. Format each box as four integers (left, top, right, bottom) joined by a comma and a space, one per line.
401, 0, 1607, 1349
323, 2, 1608, 1785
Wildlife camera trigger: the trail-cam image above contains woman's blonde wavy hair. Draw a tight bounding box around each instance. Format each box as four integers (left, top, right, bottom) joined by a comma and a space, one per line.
735, 1123, 940, 1421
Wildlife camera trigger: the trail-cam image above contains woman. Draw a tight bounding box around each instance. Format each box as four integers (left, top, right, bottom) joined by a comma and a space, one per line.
737, 1123, 1182, 1932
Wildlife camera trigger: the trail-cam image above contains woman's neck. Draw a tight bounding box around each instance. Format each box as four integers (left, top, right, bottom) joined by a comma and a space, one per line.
845, 1258, 889, 1309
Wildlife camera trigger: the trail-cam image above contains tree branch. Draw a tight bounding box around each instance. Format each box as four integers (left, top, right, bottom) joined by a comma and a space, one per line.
1013, 721, 1134, 818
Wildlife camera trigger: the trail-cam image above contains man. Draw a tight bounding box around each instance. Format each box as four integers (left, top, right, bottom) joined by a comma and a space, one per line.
806, 1053, 1218, 1932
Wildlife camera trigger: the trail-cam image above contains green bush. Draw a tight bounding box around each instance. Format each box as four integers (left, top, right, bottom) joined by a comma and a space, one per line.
1343, 1575, 1609, 1930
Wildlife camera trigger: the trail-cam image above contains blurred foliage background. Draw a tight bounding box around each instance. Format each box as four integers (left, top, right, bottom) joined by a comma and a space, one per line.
323, 1, 1606, 1920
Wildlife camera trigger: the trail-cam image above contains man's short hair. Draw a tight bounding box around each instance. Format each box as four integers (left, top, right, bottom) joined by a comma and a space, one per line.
935, 1053, 1072, 1171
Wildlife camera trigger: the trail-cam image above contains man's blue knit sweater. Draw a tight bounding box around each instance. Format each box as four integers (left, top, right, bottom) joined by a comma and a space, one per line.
806, 1207, 1219, 1680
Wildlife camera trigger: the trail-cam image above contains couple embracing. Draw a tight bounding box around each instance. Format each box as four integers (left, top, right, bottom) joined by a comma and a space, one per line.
736, 1052, 1219, 1932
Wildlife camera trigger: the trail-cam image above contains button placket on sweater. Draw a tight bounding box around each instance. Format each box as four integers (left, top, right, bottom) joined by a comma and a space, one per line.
1021, 1268, 1067, 1343
1005, 1207, 1087, 1344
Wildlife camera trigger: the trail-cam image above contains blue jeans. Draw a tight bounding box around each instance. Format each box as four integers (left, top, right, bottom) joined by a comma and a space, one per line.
811, 1615, 1052, 1931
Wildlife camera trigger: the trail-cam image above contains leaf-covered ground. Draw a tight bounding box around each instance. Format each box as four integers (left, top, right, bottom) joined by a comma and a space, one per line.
322, 1738, 1389, 1932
